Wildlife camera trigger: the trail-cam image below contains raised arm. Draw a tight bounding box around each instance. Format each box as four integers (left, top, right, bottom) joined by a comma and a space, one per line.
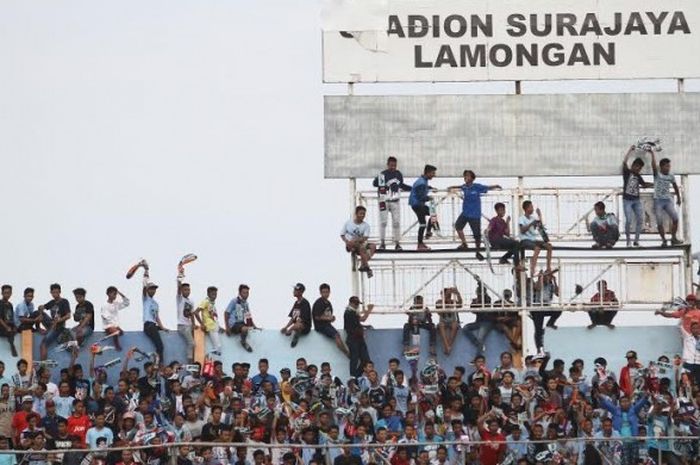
622, 145, 635, 170
650, 151, 658, 175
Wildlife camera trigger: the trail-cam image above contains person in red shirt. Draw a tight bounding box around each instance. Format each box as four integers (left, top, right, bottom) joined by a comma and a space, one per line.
390, 447, 411, 465
656, 294, 700, 332
477, 413, 507, 465
587, 280, 619, 329
11, 395, 34, 445
66, 399, 91, 447
619, 350, 643, 398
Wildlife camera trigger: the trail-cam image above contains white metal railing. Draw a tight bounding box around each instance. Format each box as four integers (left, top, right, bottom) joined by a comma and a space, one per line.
359, 255, 686, 314
356, 187, 684, 245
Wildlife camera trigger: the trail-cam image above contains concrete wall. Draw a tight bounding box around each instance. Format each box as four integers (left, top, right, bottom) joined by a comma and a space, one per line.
5, 325, 680, 383
545, 325, 682, 376
31, 331, 189, 381
211, 327, 511, 379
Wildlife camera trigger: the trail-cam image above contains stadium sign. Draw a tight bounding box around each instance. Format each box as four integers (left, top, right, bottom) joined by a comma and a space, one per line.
322, 0, 700, 82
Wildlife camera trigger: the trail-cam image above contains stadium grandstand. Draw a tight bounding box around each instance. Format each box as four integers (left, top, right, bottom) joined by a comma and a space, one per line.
2, 1, 700, 465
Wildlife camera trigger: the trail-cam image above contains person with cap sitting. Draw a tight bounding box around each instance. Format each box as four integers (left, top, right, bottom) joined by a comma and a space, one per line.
11, 395, 35, 445
141, 265, 168, 362
281, 284, 312, 348
618, 350, 643, 398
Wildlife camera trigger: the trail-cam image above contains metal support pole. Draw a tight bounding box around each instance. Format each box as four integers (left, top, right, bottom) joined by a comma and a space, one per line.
350, 178, 360, 296
678, 78, 685, 93
515, 80, 522, 95
681, 174, 693, 296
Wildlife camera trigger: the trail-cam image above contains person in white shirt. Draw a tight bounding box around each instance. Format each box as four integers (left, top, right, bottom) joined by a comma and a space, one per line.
176, 269, 195, 363
680, 321, 700, 385
518, 200, 552, 276
340, 206, 376, 278
100, 287, 129, 352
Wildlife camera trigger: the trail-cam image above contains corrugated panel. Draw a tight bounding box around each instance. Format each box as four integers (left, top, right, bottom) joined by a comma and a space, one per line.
324, 92, 700, 178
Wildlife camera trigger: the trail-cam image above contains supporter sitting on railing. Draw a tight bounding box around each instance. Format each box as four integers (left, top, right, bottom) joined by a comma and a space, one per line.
487, 203, 520, 267
340, 206, 376, 278
587, 280, 619, 329
435, 287, 462, 356
402, 296, 437, 357
463, 281, 494, 356
493, 290, 521, 352
588, 201, 620, 249
518, 201, 553, 277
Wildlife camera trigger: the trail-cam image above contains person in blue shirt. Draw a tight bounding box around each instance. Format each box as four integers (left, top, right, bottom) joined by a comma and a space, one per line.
142, 266, 169, 362
251, 358, 279, 393
409, 164, 437, 251
448, 170, 501, 259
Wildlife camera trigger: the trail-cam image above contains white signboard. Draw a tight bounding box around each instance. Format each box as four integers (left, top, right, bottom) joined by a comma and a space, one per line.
322, 0, 700, 82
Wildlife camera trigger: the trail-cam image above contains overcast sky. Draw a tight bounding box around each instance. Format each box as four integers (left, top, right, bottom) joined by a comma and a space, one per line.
1, 0, 698, 336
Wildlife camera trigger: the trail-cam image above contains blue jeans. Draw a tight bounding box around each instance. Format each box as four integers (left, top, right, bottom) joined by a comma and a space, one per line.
623, 198, 643, 242
463, 320, 495, 353
654, 198, 678, 224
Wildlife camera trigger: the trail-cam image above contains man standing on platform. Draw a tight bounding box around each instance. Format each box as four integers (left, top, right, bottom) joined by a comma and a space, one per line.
373, 156, 412, 251
449, 170, 501, 259
344, 296, 373, 377
409, 165, 437, 251
622, 146, 652, 247
142, 268, 168, 362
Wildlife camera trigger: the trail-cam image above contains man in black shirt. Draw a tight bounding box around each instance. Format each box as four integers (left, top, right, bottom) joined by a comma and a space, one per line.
312, 284, 349, 357
71, 288, 94, 347
334, 444, 362, 465
343, 296, 374, 377
48, 418, 83, 465
281, 283, 312, 348
39, 283, 72, 361
0, 284, 17, 357
622, 145, 653, 247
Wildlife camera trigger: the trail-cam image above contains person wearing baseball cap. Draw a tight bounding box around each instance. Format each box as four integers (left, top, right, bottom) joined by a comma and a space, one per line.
619, 350, 641, 397
141, 264, 168, 362
280, 284, 312, 348
344, 296, 374, 377
656, 294, 700, 333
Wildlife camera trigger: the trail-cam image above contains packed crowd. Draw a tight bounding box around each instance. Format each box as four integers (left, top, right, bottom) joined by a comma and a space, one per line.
1, 330, 700, 465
